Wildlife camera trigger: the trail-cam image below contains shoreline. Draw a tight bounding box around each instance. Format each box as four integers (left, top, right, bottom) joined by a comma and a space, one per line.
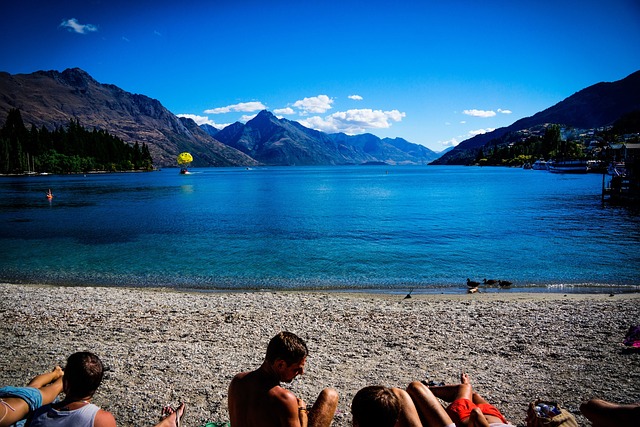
2, 279, 639, 296
1, 283, 639, 427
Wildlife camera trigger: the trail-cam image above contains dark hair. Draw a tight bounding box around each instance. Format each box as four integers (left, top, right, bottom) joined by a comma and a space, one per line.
64, 352, 104, 398
352, 386, 400, 427
265, 332, 308, 365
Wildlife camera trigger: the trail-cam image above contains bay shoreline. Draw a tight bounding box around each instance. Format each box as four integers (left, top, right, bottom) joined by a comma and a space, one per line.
1, 283, 639, 427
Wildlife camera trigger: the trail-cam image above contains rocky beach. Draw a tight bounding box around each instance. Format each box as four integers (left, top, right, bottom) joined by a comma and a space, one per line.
1, 284, 638, 427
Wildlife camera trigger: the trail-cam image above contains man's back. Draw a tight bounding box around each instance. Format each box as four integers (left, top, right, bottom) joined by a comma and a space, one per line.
229, 370, 300, 427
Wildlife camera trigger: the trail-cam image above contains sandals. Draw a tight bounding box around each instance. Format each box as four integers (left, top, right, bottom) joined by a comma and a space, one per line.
161, 402, 186, 427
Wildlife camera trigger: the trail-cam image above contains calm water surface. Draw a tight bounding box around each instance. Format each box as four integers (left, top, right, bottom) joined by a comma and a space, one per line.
1, 166, 639, 293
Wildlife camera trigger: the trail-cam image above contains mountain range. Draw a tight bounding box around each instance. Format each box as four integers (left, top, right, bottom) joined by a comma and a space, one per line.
0, 68, 439, 167
1, 67, 638, 168
432, 70, 640, 165
211, 110, 438, 165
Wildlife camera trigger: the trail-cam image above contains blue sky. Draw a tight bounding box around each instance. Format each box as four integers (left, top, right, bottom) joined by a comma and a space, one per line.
1, 1, 639, 152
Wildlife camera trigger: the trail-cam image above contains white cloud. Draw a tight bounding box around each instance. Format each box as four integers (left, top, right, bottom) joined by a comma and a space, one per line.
122, 36, 130, 42
177, 114, 212, 126
154, 30, 162, 36
293, 95, 333, 114
440, 138, 459, 148
459, 121, 466, 124
298, 116, 337, 133
348, 95, 363, 101
59, 18, 98, 34
177, 114, 230, 128
273, 107, 295, 115
204, 101, 266, 114
240, 114, 258, 123
469, 128, 495, 136
463, 109, 496, 118
498, 108, 512, 114
299, 109, 405, 134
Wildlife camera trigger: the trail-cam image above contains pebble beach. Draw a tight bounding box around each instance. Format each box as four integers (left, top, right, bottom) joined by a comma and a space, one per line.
1, 284, 639, 427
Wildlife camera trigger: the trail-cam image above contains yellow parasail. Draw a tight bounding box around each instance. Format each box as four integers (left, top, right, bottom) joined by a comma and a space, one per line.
177, 152, 193, 165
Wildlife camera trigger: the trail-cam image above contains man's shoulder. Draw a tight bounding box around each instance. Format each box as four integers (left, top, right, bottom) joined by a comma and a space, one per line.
231, 371, 251, 382
267, 385, 298, 406
94, 409, 117, 427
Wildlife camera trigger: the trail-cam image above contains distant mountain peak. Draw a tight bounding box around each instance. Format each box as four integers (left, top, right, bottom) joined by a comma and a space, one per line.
33, 67, 98, 89
213, 109, 440, 165
255, 109, 274, 118
248, 109, 280, 126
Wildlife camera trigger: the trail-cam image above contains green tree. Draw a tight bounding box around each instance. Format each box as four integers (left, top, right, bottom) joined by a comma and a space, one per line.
0, 109, 154, 174
542, 125, 561, 156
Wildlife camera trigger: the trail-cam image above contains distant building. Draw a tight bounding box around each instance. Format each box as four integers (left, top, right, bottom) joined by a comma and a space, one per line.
604, 142, 640, 206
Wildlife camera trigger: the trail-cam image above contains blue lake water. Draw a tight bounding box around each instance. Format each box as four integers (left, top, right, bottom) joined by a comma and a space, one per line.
1, 166, 639, 293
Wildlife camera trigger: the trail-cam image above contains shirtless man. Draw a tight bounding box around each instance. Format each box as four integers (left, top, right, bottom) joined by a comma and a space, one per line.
228, 332, 338, 427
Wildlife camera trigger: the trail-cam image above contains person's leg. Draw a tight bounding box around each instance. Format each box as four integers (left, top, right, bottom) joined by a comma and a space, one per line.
406, 381, 455, 427
427, 373, 473, 403
580, 398, 640, 427
460, 373, 507, 425
35, 368, 64, 407
425, 373, 483, 427
391, 387, 422, 427
37, 377, 63, 406
26, 366, 63, 390
468, 408, 490, 427
308, 388, 339, 427
156, 402, 186, 427
0, 367, 64, 427
0, 397, 29, 427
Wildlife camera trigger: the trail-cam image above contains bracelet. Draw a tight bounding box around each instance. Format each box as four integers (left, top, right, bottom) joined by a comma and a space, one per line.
298, 407, 308, 413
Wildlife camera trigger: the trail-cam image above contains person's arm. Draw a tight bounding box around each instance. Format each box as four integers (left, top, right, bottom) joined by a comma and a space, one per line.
274, 388, 305, 427
297, 397, 308, 427
93, 409, 117, 427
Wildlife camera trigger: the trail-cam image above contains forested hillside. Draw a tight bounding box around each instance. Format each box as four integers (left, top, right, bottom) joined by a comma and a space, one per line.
0, 109, 153, 174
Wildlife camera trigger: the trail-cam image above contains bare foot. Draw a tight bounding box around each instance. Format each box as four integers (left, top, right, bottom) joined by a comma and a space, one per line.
461, 372, 470, 384
158, 402, 186, 427
52, 366, 64, 380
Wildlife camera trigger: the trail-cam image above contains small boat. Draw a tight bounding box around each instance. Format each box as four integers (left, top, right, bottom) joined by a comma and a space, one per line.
548, 159, 588, 174
586, 160, 607, 173
46, 189, 53, 199
531, 159, 549, 170
180, 168, 190, 175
